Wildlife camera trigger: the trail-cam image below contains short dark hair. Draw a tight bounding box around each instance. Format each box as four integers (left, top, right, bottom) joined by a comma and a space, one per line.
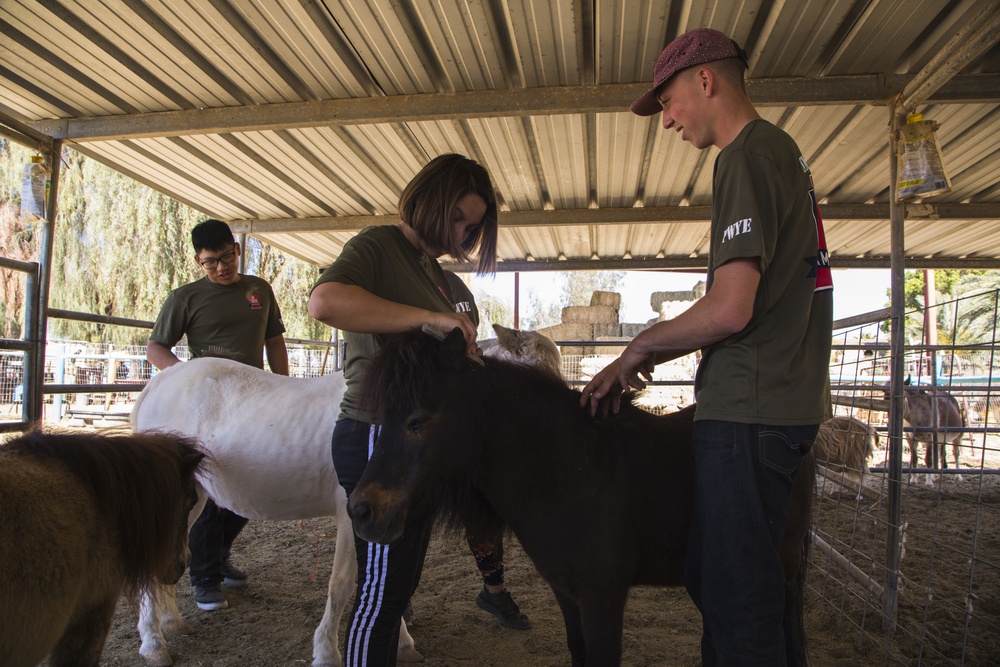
708, 56, 748, 92
191, 219, 235, 254
398, 154, 498, 275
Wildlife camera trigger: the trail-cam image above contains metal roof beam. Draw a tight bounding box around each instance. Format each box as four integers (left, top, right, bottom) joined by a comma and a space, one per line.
230, 202, 1000, 234
30, 74, 1000, 142
441, 255, 1000, 273
0, 110, 53, 152
901, 3, 1000, 110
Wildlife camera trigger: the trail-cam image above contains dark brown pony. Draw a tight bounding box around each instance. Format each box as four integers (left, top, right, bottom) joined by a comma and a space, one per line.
0, 430, 205, 667
348, 328, 815, 667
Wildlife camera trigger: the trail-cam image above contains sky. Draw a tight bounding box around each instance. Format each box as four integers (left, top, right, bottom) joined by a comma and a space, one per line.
469, 268, 892, 327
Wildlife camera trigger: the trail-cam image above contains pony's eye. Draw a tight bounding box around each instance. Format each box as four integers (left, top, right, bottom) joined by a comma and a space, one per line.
406, 411, 431, 433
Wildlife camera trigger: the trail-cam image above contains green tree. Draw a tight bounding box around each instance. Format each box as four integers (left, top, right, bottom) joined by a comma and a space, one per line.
46, 148, 202, 344
952, 271, 1000, 344
0, 201, 41, 338
473, 293, 511, 340
892, 269, 989, 344
521, 290, 561, 330
558, 270, 625, 307
246, 236, 328, 341
902, 269, 966, 311
0, 139, 44, 338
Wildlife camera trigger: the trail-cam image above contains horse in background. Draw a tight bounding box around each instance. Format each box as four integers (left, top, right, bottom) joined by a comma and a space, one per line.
899, 381, 967, 484
0, 430, 205, 667
131, 324, 561, 667
348, 327, 815, 667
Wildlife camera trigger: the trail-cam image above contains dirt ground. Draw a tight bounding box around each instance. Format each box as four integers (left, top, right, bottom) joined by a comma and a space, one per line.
96, 517, 866, 667
92, 466, 1000, 667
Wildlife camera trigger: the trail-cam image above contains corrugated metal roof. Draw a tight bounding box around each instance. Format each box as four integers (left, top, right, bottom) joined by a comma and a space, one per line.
1, 0, 999, 272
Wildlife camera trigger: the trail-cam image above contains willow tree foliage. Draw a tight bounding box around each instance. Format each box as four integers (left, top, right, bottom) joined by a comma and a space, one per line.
0, 140, 42, 338
48, 148, 201, 343
0, 201, 40, 338
244, 237, 329, 342
0, 141, 329, 345
473, 293, 511, 341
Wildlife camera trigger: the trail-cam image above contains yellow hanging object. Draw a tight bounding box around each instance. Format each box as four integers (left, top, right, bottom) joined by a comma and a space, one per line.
21, 154, 50, 220
895, 113, 951, 202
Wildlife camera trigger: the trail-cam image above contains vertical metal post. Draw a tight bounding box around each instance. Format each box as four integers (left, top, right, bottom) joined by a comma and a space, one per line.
21, 265, 39, 424
335, 328, 342, 372
514, 272, 520, 329
30, 139, 62, 424
883, 106, 906, 635
238, 232, 247, 273
924, 270, 940, 467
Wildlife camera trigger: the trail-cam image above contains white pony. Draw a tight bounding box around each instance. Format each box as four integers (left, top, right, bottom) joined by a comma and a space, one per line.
132, 324, 561, 667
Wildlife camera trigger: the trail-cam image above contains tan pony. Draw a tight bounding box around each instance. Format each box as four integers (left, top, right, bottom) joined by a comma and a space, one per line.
0, 430, 205, 667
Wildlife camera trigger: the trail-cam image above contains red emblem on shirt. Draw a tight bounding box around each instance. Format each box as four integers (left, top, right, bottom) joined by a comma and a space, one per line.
247, 294, 262, 310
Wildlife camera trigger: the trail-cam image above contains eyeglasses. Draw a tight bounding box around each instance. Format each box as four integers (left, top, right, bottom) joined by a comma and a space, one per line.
198, 250, 236, 270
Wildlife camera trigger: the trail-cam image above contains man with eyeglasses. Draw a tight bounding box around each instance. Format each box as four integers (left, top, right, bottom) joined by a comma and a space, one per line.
147, 218, 289, 611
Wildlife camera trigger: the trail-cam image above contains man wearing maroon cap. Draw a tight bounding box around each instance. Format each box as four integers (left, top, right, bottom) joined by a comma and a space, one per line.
582, 27, 833, 665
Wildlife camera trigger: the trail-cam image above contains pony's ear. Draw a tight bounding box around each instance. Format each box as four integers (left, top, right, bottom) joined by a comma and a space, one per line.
492, 324, 520, 351
442, 327, 467, 354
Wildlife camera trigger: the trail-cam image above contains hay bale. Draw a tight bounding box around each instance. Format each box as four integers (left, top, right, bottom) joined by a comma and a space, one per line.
592, 324, 624, 338
539, 322, 594, 342
650, 282, 705, 314
589, 291, 621, 310
562, 305, 618, 324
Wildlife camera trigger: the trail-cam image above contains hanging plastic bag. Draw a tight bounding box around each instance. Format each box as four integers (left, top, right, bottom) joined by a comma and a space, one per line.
21, 155, 50, 220
895, 113, 951, 202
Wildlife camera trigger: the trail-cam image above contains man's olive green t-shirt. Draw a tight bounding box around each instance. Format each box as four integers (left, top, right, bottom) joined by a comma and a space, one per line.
694, 119, 833, 425
312, 225, 479, 422
149, 274, 285, 369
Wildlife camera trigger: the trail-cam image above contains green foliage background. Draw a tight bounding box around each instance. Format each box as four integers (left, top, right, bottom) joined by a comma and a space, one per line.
893, 269, 998, 345
1, 140, 328, 344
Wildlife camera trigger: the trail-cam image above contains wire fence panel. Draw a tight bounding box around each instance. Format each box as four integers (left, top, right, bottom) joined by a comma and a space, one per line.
0, 339, 339, 425
817, 288, 1000, 665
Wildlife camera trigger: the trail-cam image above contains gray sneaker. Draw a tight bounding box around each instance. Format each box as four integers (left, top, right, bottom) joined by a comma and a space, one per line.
194, 583, 228, 611
220, 560, 249, 587
475, 587, 531, 630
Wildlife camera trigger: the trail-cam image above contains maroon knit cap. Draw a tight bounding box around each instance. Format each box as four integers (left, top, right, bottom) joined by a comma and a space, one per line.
630, 28, 748, 117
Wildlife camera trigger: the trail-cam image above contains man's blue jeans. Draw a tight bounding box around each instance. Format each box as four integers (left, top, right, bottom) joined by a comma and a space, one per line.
683, 419, 816, 666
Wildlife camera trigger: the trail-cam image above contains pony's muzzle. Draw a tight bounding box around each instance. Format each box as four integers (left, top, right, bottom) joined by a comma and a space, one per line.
348, 490, 406, 544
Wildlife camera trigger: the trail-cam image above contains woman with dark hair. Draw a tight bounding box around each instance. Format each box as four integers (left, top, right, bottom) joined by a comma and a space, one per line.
308, 153, 527, 666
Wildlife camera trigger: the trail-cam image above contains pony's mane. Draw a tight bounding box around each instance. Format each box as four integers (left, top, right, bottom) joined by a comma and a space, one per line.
4, 429, 206, 599
360, 328, 469, 423
436, 486, 508, 542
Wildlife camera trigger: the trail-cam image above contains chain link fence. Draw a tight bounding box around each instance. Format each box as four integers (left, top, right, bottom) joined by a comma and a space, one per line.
0, 338, 339, 426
